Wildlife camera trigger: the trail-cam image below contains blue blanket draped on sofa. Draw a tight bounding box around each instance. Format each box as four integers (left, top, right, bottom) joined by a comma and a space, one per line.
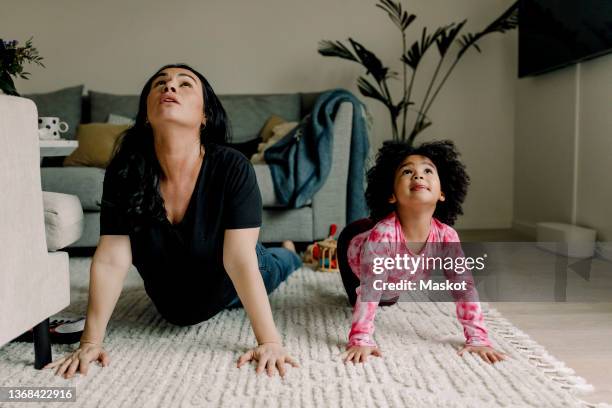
264, 89, 370, 224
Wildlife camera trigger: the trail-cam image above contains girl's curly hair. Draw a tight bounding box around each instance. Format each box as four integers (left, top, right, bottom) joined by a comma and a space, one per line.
105, 63, 230, 232
365, 140, 469, 225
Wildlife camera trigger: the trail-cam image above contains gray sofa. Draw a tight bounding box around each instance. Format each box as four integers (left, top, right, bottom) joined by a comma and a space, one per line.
40, 91, 352, 247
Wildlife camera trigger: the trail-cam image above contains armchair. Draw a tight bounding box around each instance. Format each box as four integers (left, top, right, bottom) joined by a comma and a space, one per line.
0, 95, 82, 368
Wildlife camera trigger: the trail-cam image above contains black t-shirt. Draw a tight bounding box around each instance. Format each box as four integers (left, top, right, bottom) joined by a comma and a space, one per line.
100, 143, 262, 324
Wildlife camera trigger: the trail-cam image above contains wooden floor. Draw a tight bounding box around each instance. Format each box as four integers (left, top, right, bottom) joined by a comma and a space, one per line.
494, 302, 612, 405
457, 229, 612, 405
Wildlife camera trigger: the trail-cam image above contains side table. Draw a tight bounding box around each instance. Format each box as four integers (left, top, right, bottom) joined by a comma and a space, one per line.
39, 140, 78, 164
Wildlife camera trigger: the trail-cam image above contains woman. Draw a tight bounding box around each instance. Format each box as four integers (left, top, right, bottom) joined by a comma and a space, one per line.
45, 63, 302, 378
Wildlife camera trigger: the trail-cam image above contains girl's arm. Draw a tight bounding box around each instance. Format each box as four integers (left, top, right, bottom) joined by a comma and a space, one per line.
343, 277, 385, 364
441, 230, 506, 363
348, 289, 380, 348
441, 228, 492, 346
345, 236, 392, 349
223, 227, 298, 377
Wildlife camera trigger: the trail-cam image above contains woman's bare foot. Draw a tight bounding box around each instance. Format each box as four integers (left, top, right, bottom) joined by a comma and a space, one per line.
281, 240, 296, 253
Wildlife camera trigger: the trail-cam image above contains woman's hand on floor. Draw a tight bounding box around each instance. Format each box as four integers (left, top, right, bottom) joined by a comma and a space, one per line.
43, 341, 109, 378
458, 345, 507, 364
342, 345, 382, 364
237, 342, 299, 377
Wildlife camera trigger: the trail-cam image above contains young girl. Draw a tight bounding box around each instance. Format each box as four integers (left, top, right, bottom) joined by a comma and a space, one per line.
338, 140, 506, 365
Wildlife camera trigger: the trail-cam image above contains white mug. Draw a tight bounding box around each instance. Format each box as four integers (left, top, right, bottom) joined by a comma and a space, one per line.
38, 117, 69, 139
38, 128, 60, 140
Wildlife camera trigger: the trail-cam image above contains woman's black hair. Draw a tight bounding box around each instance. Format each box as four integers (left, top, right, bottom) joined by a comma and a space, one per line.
365, 140, 470, 225
106, 63, 230, 231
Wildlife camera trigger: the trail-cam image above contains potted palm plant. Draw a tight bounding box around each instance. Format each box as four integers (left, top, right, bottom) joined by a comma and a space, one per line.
318, 0, 518, 145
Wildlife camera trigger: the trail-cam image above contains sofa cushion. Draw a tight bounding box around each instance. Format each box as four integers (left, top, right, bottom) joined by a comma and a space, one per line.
299, 92, 320, 118
42, 164, 299, 211
64, 124, 128, 168
43, 192, 84, 251
88, 92, 301, 145
24, 85, 84, 140
107, 113, 135, 125
251, 121, 298, 164
253, 164, 279, 207
253, 164, 309, 208
259, 115, 287, 142
41, 167, 105, 211
89, 91, 140, 123
260, 207, 313, 242
219, 94, 300, 143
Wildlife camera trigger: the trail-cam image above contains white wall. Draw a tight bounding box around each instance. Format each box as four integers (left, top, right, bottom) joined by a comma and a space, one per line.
514, 53, 612, 241
514, 66, 576, 231
3, 0, 517, 229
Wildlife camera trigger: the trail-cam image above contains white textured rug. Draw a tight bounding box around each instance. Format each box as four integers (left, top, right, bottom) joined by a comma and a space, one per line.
0, 258, 602, 408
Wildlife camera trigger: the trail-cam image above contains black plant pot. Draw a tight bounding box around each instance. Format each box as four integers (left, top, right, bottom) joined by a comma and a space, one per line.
0, 72, 19, 96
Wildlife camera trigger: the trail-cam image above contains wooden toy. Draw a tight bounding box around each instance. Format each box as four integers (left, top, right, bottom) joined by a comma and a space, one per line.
303, 224, 339, 272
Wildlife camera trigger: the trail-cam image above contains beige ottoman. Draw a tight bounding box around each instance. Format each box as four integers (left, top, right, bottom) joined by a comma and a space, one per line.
42, 192, 84, 251
536, 222, 597, 258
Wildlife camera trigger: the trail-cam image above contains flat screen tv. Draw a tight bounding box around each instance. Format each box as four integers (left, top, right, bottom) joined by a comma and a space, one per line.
519, 0, 612, 77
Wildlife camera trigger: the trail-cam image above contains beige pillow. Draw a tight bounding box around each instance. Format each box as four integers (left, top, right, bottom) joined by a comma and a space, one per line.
258, 115, 287, 143
251, 121, 298, 164
64, 124, 129, 168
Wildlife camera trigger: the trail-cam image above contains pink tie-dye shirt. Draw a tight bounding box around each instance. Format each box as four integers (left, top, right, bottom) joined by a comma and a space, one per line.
346, 212, 491, 348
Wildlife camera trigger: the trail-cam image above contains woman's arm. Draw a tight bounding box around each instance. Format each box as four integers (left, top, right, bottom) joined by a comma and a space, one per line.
82, 235, 133, 344
44, 235, 132, 378
223, 228, 279, 343
223, 228, 298, 376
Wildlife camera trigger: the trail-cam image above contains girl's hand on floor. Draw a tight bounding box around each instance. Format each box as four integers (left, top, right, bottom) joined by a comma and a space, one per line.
43, 341, 109, 378
342, 345, 382, 364
458, 345, 507, 364
237, 342, 299, 377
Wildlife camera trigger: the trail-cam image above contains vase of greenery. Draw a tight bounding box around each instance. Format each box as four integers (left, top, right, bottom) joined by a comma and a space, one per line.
0, 37, 45, 96
318, 0, 518, 145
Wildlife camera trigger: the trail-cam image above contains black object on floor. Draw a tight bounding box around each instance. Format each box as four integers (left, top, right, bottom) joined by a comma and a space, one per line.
12, 317, 85, 346
33, 318, 51, 369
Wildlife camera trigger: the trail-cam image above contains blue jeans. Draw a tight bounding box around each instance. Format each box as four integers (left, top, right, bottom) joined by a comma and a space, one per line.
226, 243, 302, 308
